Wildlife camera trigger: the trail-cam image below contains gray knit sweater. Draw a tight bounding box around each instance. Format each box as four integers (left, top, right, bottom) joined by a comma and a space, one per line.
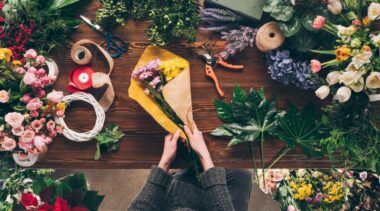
128, 166, 235, 211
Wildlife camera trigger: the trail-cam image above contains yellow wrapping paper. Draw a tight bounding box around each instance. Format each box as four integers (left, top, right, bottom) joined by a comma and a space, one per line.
128, 46, 194, 139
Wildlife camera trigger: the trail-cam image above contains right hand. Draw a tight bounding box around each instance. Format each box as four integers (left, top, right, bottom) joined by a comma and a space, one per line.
184, 124, 214, 171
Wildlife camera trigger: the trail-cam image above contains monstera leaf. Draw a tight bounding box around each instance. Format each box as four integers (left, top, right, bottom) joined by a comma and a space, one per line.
263, 0, 294, 22
278, 16, 302, 37
211, 86, 279, 147
276, 103, 323, 157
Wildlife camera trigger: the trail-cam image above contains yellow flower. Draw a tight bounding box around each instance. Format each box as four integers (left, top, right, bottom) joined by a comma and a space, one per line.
323, 181, 345, 203
0, 48, 13, 62
335, 45, 351, 61
291, 182, 313, 201
363, 16, 371, 27
56, 102, 66, 111
159, 58, 187, 82
12, 60, 22, 66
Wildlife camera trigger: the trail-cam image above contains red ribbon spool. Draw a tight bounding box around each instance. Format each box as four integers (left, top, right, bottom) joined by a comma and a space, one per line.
66, 66, 95, 93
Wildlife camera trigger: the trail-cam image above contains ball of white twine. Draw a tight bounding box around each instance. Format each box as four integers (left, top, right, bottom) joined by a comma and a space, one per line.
56, 92, 105, 142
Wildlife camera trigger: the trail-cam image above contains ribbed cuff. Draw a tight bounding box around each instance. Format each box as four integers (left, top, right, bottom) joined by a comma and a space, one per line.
148, 165, 173, 188
199, 167, 226, 188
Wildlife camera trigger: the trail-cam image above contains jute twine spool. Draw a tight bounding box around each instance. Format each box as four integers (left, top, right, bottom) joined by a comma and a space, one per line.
255, 22, 285, 52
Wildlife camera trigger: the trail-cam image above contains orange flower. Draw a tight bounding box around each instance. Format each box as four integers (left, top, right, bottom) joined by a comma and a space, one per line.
12, 60, 22, 66
56, 102, 66, 111
335, 45, 351, 61
362, 45, 372, 52
363, 16, 371, 27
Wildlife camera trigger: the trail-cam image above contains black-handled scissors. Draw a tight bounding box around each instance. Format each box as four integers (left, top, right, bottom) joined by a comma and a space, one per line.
80, 15, 128, 59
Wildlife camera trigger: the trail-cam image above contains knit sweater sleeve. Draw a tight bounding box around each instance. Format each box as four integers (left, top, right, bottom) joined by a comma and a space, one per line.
128, 166, 172, 211
200, 167, 235, 211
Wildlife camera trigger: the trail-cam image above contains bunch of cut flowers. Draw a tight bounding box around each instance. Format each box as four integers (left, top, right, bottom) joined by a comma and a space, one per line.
0, 48, 65, 166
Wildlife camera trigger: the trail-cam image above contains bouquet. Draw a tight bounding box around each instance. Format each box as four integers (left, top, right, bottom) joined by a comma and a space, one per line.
129, 46, 194, 139
0, 48, 65, 166
311, 2, 380, 103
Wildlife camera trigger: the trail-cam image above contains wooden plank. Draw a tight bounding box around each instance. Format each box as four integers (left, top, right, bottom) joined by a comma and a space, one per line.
35, 0, 335, 169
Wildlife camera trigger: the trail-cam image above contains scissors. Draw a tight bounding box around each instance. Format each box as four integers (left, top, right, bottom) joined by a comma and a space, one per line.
80, 15, 128, 59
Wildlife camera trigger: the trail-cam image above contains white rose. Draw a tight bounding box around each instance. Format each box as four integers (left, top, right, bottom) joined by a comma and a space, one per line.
315, 86, 330, 100
340, 71, 361, 86
296, 169, 306, 177
326, 71, 342, 85
352, 51, 373, 69
350, 77, 364, 93
328, 0, 342, 15
312, 171, 321, 178
5, 195, 14, 204
371, 33, 380, 46
335, 86, 352, 103
368, 3, 380, 21
366, 72, 380, 89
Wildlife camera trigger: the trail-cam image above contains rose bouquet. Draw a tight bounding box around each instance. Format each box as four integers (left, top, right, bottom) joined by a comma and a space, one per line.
311, 2, 380, 103
0, 48, 65, 166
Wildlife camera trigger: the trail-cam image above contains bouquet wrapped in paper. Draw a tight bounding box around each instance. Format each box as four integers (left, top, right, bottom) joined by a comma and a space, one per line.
129, 46, 195, 138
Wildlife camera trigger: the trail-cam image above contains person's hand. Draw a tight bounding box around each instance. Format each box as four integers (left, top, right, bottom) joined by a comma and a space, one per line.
184, 124, 214, 171
158, 130, 180, 172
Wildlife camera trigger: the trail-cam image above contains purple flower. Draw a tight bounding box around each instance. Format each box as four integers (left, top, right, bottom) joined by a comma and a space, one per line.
132, 59, 162, 81
313, 192, 323, 203
359, 171, 368, 181
149, 76, 161, 89
219, 26, 257, 59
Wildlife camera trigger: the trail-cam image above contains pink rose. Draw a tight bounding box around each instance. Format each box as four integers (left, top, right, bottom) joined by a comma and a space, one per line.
18, 141, 33, 151
37, 89, 46, 98
36, 55, 46, 64
352, 19, 361, 26
12, 126, 24, 136
30, 111, 39, 118
22, 94, 32, 103
32, 80, 42, 89
44, 136, 52, 144
313, 15, 326, 29
36, 68, 46, 76
20, 129, 35, 143
47, 91, 63, 103
28, 67, 37, 74
310, 59, 322, 73
33, 135, 46, 151
0, 132, 5, 144
25, 49, 37, 59
287, 205, 297, 211
46, 120, 55, 131
26, 98, 43, 111
56, 125, 64, 134
0, 90, 9, 103
56, 110, 65, 117
5, 112, 25, 128
49, 130, 57, 138
31, 120, 43, 132
23, 72, 37, 85
40, 118, 46, 123
16, 67, 26, 75
2, 137, 16, 151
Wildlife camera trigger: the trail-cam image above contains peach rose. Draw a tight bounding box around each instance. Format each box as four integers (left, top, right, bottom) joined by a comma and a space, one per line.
2, 137, 16, 151
313, 16, 326, 29
310, 60, 322, 73
47, 91, 64, 103
26, 98, 43, 111
0, 90, 9, 103
5, 112, 25, 128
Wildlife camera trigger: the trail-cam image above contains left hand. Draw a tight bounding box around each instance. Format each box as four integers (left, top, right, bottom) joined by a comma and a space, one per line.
158, 130, 181, 172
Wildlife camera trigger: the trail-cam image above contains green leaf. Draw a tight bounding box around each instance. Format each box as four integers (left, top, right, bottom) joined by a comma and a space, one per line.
263, 0, 294, 22
94, 124, 125, 160
276, 103, 323, 157
214, 100, 234, 123
46, 0, 80, 10
278, 16, 302, 37
228, 137, 245, 147
210, 126, 234, 137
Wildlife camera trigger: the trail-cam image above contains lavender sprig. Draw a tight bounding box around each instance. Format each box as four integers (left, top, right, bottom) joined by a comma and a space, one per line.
219, 26, 257, 59
200, 8, 245, 32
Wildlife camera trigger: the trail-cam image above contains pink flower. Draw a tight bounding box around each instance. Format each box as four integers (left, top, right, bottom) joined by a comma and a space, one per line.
287, 205, 297, 211
20, 129, 35, 143
26, 98, 43, 111
56, 125, 64, 134
31, 120, 43, 132
5, 112, 25, 128
359, 171, 368, 181
313, 192, 323, 203
56, 110, 65, 117
33, 135, 46, 151
37, 89, 46, 98
22, 94, 32, 103
352, 19, 361, 26
310, 59, 322, 73
25, 49, 37, 59
18, 141, 33, 151
313, 16, 326, 29
46, 120, 55, 131
36, 68, 46, 76
36, 55, 46, 64
47, 91, 63, 103
30, 111, 39, 118
0, 133, 5, 144
272, 170, 284, 182
12, 126, 24, 136
49, 130, 57, 138
2, 137, 16, 151
0, 90, 9, 103
16, 67, 26, 75
44, 136, 52, 144
28, 67, 37, 74
23, 72, 37, 85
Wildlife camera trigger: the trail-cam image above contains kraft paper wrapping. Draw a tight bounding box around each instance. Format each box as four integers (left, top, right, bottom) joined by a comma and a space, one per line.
128, 46, 194, 139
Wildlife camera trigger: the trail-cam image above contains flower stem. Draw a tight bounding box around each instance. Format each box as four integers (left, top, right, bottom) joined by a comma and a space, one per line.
259, 133, 265, 188
266, 147, 291, 169
249, 142, 259, 184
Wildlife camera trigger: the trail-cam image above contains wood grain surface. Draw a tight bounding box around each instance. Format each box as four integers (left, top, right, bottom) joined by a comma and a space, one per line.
35, 0, 335, 169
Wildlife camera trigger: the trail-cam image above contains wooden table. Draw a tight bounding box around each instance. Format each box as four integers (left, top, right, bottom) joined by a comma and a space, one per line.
35, 1, 332, 169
